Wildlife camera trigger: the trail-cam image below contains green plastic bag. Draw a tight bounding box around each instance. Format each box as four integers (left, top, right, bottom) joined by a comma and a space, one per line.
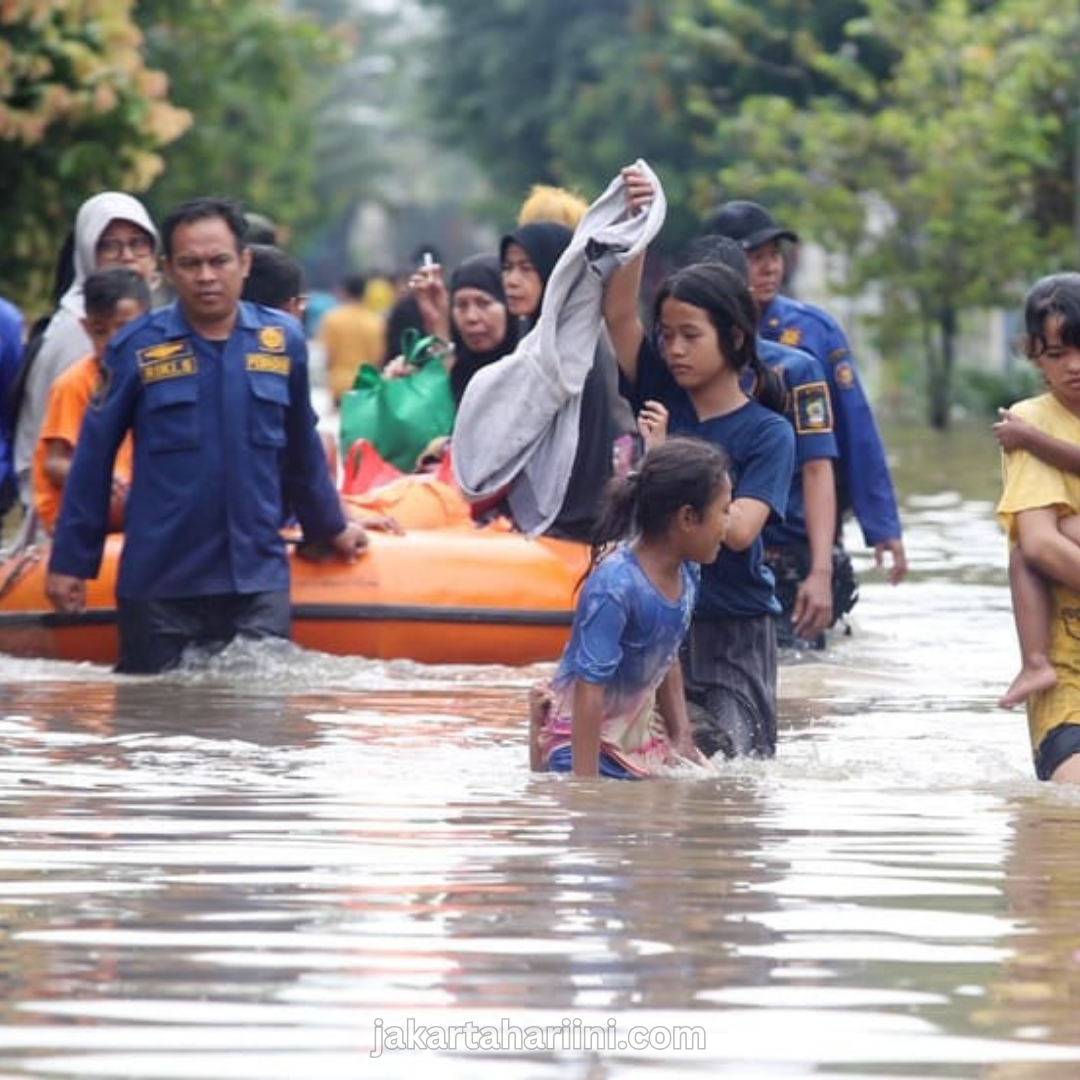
338, 330, 456, 472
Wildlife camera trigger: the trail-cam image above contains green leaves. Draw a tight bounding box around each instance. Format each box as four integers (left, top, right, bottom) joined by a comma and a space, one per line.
137, 0, 345, 238
0, 1, 191, 309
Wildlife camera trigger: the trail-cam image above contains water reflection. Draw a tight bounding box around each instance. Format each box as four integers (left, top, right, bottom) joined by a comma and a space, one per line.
3, 423, 1080, 1076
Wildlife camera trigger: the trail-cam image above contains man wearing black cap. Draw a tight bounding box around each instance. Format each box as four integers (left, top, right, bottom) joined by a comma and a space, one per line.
704, 200, 907, 611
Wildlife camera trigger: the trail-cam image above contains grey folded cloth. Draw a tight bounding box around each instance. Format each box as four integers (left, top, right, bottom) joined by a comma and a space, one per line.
452, 159, 667, 535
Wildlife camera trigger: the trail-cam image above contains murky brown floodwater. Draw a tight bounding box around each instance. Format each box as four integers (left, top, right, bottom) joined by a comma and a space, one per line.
0, 420, 1077, 1079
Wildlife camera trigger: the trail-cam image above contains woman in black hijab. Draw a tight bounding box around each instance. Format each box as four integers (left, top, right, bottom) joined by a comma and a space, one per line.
445, 254, 518, 404
495, 221, 620, 542
499, 222, 573, 330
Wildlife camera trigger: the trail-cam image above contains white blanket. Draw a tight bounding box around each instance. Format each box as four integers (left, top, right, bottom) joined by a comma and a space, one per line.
451, 160, 667, 535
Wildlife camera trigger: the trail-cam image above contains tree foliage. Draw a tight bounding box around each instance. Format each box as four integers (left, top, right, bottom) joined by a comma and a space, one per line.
136, 0, 346, 246
699, 0, 1078, 425
416, 0, 1080, 423
0, 0, 190, 310
413, 0, 704, 233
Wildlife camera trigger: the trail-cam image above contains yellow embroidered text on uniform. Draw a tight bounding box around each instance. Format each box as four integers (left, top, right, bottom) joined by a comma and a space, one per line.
139, 355, 197, 384
246, 353, 290, 376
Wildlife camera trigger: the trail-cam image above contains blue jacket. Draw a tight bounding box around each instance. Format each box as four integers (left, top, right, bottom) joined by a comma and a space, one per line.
756, 338, 837, 549
759, 294, 902, 545
49, 301, 346, 600
0, 295, 24, 493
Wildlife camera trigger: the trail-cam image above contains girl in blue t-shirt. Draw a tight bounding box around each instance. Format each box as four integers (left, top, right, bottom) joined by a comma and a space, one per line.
530, 436, 732, 779
603, 186, 796, 759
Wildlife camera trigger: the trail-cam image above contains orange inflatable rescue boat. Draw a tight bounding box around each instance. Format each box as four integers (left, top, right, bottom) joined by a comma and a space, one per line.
0, 443, 591, 667
0, 526, 587, 667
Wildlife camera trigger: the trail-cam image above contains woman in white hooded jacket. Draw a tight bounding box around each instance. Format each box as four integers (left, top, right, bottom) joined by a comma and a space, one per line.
13, 191, 158, 511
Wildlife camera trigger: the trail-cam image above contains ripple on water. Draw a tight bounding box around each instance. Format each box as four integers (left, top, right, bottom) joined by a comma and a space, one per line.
0, 442, 1078, 1077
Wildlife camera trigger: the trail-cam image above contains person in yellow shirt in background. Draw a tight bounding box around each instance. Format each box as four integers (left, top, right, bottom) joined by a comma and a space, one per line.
517, 183, 588, 228
33, 267, 150, 535
319, 273, 386, 406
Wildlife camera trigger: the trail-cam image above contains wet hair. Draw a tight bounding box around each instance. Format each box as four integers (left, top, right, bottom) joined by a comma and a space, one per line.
242, 244, 303, 309
652, 262, 785, 413
583, 437, 732, 580
82, 266, 152, 319
1023, 273, 1080, 358
161, 196, 247, 258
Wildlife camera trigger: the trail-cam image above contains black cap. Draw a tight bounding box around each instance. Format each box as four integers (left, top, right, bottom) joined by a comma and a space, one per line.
702, 200, 798, 251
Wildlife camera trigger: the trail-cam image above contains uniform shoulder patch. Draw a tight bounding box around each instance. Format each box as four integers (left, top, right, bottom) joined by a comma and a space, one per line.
793, 381, 833, 434
834, 360, 856, 390
257, 326, 286, 353
779, 327, 802, 348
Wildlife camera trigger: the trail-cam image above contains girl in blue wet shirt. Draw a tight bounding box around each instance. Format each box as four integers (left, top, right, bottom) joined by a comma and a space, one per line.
603, 195, 796, 760
530, 437, 732, 779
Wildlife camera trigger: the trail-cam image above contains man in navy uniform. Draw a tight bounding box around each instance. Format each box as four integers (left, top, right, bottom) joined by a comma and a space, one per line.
45, 196, 367, 673
704, 200, 907, 624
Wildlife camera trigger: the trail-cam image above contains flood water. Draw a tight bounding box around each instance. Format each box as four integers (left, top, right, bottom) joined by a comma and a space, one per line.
1, 420, 1078, 1078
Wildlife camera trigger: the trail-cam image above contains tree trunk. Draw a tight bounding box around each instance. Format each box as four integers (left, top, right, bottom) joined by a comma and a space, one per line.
926, 306, 957, 431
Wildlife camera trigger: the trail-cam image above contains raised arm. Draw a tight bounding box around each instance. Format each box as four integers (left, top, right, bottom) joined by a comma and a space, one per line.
410, 262, 452, 343
603, 253, 646, 386
601, 165, 658, 386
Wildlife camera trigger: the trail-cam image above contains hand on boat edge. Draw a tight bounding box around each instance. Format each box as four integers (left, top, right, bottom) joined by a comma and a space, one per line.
44, 573, 87, 614
330, 521, 370, 563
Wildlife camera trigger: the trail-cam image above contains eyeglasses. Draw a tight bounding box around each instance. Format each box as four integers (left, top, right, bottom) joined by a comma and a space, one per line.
97, 235, 155, 258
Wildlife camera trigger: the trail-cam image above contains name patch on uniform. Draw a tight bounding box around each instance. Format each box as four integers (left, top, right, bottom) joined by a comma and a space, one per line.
793, 382, 833, 434
257, 326, 286, 353
779, 327, 802, 348
246, 353, 291, 376
834, 359, 856, 390
139, 354, 197, 384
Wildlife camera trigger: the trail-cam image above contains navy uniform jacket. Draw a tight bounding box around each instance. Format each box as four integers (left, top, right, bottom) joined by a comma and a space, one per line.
759, 294, 901, 546
755, 338, 837, 549
49, 301, 346, 600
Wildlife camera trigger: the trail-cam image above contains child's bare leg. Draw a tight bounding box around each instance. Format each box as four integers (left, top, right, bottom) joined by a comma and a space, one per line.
528, 683, 552, 771
1000, 545, 1057, 708
1050, 752, 1080, 783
